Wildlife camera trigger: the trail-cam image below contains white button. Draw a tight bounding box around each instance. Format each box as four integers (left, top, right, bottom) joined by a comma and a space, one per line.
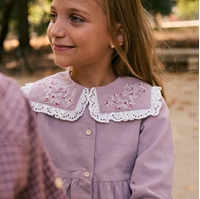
85, 130, 92, 136
54, 177, 63, 189
83, 172, 90, 178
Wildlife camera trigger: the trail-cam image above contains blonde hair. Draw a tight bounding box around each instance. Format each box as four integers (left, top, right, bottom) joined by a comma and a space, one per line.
96, 0, 165, 97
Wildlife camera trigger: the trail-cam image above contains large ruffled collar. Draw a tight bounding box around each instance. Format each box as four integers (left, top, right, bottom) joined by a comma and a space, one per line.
21, 71, 162, 123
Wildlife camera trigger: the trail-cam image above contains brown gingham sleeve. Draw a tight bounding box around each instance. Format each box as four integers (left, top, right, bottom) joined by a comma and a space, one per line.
0, 74, 67, 199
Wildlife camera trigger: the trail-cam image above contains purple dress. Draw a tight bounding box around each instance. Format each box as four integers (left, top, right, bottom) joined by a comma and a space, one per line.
22, 70, 174, 199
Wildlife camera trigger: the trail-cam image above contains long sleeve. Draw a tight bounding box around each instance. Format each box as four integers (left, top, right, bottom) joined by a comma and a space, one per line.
130, 97, 174, 199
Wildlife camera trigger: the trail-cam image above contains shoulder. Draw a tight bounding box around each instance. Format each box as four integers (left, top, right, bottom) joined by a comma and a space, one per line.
97, 75, 162, 112
0, 73, 34, 141
21, 70, 72, 96
0, 73, 28, 113
91, 76, 163, 122
0, 74, 22, 99
21, 70, 82, 108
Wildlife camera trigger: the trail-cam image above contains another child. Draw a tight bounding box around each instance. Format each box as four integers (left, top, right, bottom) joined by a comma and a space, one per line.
0, 74, 66, 199
22, 0, 174, 198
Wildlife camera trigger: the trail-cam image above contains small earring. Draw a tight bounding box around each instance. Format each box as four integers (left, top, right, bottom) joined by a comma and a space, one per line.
110, 44, 115, 48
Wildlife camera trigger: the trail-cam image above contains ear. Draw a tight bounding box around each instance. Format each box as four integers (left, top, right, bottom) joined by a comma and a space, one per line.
116, 23, 124, 46
109, 23, 124, 48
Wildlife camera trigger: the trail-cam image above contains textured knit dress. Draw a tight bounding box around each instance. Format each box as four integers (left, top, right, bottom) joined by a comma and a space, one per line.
22, 70, 174, 199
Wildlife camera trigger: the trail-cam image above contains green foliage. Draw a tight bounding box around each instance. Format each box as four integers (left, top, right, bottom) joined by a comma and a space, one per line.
28, 0, 51, 35
176, 0, 199, 20
141, 0, 173, 16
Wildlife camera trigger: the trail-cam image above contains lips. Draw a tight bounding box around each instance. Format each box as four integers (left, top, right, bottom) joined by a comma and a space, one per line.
52, 43, 75, 51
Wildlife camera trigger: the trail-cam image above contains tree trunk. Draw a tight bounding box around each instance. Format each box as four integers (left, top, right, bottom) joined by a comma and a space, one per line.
0, 0, 16, 63
17, 0, 31, 48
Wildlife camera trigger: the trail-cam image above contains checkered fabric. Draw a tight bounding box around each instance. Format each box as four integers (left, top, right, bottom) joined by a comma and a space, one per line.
0, 74, 67, 199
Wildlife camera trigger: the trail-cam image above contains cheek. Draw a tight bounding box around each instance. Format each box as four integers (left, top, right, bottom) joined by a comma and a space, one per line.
92, 26, 111, 45
72, 32, 88, 47
47, 25, 52, 42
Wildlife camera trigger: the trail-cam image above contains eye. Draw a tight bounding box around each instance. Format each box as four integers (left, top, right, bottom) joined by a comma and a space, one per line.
49, 13, 57, 23
70, 15, 85, 23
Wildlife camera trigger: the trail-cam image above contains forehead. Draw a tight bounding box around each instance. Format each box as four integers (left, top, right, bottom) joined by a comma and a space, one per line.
51, 0, 105, 16
51, 0, 108, 23
52, 0, 100, 9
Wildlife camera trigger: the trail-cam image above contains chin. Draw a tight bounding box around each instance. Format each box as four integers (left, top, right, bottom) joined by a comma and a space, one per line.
54, 59, 71, 68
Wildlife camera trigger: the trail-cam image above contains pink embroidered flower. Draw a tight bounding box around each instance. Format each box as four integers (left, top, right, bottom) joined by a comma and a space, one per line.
104, 83, 146, 110
38, 78, 72, 106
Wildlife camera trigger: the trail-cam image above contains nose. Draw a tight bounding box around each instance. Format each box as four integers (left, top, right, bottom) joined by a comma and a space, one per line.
48, 19, 66, 38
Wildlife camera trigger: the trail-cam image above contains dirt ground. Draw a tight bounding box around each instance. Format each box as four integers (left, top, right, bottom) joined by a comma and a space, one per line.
9, 70, 198, 199
163, 72, 199, 199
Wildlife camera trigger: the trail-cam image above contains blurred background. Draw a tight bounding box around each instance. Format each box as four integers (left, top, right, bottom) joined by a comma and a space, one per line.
0, 0, 199, 73
0, 0, 199, 198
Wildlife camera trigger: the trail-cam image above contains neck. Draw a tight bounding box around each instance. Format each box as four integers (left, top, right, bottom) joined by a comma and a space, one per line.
70, 66, 117, 88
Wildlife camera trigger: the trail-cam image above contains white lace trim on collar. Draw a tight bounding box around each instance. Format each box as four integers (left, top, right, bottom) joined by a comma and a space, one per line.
26, 84, 162, 123
89, 87, 162, 123
30, 88, 89, 120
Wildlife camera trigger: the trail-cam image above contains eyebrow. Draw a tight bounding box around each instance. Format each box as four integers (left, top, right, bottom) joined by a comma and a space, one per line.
69, 8, 91, 16
50, 5, 91, 17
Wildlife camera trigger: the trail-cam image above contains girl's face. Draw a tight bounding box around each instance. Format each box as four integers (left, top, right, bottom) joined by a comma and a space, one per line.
47, 0, 113, 70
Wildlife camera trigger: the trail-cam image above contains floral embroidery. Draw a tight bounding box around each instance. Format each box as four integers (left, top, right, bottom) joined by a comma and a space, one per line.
104, 83, 146, 110
38, 78, 72, 106
21, 71, 162, 123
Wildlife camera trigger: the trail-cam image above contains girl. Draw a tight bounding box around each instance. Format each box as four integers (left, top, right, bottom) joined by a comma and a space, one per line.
22, 0, 174, 198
